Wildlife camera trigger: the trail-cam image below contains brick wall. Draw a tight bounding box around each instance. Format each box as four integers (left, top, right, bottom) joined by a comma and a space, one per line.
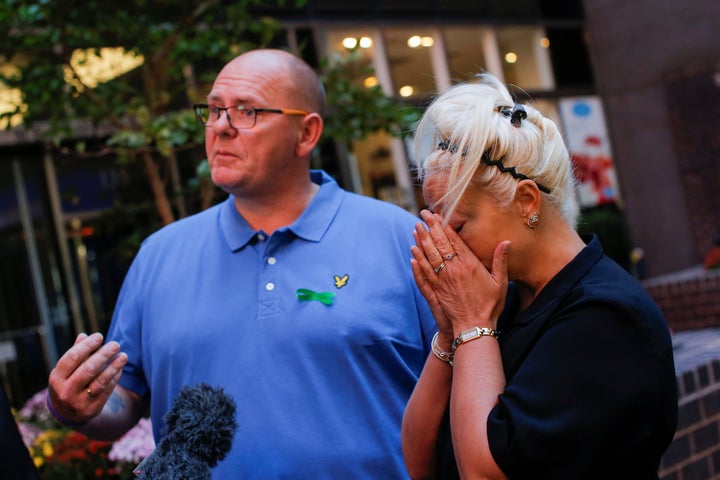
643, 268, 720, 478
644, 268, 720, 332
659, 358, 720, 479
663, 65, 720, 261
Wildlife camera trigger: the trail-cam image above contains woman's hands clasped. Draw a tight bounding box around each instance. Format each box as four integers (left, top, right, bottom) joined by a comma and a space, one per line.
411, 209, 510, 342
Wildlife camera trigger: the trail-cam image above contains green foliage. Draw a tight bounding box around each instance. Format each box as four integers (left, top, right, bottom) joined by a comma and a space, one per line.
319, 49, 421, 145
0, 0, 290, 141
577, 205, 635, 271
107, 109, 204, 160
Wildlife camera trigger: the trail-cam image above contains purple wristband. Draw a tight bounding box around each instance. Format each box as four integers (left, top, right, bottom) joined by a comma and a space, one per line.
46, 394, 87, 428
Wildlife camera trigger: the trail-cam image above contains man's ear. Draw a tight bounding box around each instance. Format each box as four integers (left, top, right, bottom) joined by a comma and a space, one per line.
296, 113, 323, 157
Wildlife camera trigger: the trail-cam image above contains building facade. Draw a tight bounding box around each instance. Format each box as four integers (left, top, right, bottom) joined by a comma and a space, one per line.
582, 0, 720, 278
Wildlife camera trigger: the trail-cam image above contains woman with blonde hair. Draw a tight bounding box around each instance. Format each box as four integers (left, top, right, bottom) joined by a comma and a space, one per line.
401, 73, 677, 479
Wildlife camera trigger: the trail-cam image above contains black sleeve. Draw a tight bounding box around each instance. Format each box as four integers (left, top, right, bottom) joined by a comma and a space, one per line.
487, 300, 676, 479
0, 378, 41, 480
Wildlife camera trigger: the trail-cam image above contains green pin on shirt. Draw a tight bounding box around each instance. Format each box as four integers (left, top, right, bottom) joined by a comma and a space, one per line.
296, 288, 336, 306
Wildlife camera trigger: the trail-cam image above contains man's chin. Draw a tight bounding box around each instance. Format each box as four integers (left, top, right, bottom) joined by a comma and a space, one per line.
211, 170, 244, 190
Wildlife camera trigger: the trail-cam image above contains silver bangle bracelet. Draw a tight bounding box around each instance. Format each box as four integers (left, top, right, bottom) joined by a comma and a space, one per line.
431, 331, 454, 366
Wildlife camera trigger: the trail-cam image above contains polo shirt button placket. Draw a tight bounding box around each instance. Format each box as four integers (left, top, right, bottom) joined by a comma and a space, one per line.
265, 256, 277, 291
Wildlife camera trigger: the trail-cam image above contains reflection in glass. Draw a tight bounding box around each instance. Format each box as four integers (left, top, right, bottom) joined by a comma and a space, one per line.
384, 28, 436, 100
496, 26, 554, 90
444, 27, 488, 83
320, 29, 376, 88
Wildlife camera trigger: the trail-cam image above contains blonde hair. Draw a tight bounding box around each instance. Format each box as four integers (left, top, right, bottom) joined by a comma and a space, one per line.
413, 73, 579, 227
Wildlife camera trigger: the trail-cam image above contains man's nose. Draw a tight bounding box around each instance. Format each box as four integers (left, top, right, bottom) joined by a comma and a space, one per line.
209, 109, 235, 133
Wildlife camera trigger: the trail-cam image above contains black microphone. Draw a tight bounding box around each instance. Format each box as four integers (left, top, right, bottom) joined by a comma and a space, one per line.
134, 383, 237, 479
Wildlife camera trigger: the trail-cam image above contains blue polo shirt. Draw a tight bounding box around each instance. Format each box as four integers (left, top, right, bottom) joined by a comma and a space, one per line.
108, 170, 435, 479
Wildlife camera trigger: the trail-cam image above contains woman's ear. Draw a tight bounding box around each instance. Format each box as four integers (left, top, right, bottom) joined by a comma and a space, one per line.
296, 113, 323, 157
515, 179, 541, 219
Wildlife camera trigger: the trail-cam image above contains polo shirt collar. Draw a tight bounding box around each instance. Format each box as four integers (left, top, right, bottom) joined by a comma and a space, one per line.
219, 170, 343, 251
288, 170, 343, 242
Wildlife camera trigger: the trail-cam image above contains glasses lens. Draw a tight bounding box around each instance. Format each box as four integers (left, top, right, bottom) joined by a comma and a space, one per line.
195, 106, 210, 124
231, 106, 256, 129
194, 105, 257, 128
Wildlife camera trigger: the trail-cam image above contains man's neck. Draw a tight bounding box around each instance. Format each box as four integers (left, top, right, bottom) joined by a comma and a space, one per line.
233, 181, 320, 235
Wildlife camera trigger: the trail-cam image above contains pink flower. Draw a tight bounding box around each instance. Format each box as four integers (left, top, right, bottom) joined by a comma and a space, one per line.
108, 417, 155, 464
18, 388, 52, 424
17, 421, 42, 449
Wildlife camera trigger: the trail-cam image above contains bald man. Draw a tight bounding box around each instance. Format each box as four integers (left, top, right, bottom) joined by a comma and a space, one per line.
47, 49, 434, 479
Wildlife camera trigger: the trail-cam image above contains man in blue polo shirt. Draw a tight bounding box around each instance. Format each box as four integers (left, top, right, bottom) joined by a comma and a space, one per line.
46, 49, 435, 478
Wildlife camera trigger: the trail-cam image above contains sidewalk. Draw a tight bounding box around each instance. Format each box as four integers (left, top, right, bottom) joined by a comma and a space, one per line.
659, 327, 720, 478
672, 327, 720, 377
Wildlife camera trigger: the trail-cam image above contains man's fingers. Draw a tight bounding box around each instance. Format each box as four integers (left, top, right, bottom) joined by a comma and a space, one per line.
58, 333, 105, 376
50, 335, 122, 400
86, 353, 128, 400
79, 341, 120, 375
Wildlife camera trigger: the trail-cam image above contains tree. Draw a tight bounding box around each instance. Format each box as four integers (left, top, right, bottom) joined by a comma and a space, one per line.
0, 1, 420, 234
0, 0, 296, 226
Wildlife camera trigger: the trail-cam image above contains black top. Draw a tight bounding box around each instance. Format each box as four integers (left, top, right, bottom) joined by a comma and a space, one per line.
1, 375, 40, 480
435, 235, 677, 479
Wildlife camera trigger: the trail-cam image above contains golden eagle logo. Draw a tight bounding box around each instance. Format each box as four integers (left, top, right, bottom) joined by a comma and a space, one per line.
333, 274, 349, 289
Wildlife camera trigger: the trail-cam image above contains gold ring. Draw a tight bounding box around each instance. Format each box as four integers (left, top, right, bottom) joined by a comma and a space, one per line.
434, 261, 447, 274
87, 387, 95, 397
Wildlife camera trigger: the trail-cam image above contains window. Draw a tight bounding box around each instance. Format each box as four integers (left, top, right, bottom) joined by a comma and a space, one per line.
496, 26, 554, 90
444, 27, 489, 82
384, 28, 437, 100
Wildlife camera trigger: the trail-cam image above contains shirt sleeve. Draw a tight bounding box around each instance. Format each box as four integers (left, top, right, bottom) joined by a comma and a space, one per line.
106, 246, 150, 398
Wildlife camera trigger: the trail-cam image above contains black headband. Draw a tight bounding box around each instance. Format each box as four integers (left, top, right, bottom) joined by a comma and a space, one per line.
435, 142, 551, 194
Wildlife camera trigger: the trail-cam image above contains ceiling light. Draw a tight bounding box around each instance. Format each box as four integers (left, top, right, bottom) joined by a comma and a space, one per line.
407, 36, 422, 48
342, 37, 358, 49
399, 85, 414, 97
363, 76, 378, 88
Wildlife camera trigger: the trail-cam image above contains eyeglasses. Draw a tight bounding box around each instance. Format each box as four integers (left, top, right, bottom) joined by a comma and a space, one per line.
193, 104, 309, 129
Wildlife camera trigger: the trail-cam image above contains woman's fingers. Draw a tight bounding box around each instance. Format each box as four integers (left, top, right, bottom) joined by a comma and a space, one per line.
418, 210, 456, 263
491, 241, 511, 285
411, 254, 453, 336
